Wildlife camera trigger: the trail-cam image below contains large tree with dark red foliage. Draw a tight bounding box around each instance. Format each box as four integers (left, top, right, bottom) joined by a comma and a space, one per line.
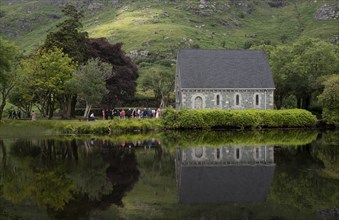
86, 38, 138, 107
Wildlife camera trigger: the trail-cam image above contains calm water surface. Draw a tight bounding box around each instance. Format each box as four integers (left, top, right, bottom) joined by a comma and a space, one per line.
0, 130, 338, 220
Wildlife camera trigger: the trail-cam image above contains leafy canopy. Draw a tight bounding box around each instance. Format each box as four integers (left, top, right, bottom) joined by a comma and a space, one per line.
71, 58, 110, 106
43, 5, 89, 64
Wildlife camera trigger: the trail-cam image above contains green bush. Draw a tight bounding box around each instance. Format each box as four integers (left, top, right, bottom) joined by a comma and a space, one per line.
161, 108, 317, 129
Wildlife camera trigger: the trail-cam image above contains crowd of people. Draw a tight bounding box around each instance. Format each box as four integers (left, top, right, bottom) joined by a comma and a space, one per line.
89, 108, 161, 121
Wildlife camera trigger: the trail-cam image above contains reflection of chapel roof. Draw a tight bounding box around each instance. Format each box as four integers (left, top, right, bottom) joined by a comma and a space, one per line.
177, 49, 275, 89
177, 164, 275, 204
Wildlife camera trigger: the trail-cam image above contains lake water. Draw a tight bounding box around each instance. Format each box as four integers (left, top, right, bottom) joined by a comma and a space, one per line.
0, 130, 338, 220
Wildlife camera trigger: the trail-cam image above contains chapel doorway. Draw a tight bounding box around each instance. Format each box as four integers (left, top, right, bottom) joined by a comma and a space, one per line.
194, 96, 203, 109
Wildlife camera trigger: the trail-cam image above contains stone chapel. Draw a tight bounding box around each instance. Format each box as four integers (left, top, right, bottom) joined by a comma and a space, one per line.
175, 49, 275, 110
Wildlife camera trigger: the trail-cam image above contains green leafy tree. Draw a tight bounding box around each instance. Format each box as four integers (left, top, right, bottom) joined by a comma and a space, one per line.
21, 47, 76, 119
43, 4, 89, 118
138, 65, 175, 109
43, 4, 88, 64
318, 75, 339, 124
8, 83, 34, 118
0, 38, 21, 120
256, 38, 338, 109
71, 58, 111, 119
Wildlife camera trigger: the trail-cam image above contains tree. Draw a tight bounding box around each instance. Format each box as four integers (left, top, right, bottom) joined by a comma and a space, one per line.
289, 38, 338, 109
8, 81, 35, 118
0, 37, 21, 120
255, 38, 339, 109
21, 47, 76, 119
86, 38, 139, 106
71, 58, 111, 119
43, 4, 89, 118
43, 4, 88, 64
318, 75, 339, 124
138, 65, 175, 109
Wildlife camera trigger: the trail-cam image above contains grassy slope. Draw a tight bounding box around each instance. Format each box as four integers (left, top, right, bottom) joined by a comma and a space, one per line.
1, 0, 337, 55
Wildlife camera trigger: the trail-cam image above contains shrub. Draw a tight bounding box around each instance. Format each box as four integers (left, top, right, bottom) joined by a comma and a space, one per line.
161, 109, 317, 129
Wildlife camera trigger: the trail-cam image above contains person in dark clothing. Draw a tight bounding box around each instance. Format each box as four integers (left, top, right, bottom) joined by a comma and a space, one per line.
143, 108, 147, 118
115, 109, 120, 117
126, 109, 132, 119
105, 109, 110, 120
147, 108, 152, 118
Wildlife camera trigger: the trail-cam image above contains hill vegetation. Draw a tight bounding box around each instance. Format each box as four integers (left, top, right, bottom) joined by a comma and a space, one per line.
1, 0, 338, 64
0, 0, 338, 120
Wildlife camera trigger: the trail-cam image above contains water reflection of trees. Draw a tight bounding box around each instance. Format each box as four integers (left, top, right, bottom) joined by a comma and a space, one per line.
0, 138, 142, 219
269, 131, 339, 216
1, 130, 338, 219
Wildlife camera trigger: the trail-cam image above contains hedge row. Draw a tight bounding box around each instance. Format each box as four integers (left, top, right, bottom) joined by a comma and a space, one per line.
161, 108, 317, 129
60, 119, 161, 134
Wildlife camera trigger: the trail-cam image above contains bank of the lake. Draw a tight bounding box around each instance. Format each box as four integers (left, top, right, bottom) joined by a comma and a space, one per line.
161, 108, 318, 130
0, 109, 322, 135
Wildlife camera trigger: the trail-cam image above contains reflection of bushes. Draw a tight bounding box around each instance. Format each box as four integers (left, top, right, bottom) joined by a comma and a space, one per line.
3, 138, 140, 218
312, 131, 339, 178
160, 130, 318, 148
270, 144, 339, 213
161, 108, 317, 129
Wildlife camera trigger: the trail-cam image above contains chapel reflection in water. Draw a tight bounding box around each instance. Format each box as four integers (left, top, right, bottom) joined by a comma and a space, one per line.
175, 146, 276, 204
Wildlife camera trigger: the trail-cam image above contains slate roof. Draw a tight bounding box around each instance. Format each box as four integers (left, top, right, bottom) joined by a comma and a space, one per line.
176, 165, 276, 204
177, 49, 275, 89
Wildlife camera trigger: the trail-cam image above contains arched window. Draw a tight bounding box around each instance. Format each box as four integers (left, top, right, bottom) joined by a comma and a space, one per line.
216, 148, 220, 159
255, 94, 259, 106
235, 147, 241, 161
194, 96, 203, 109
254, 147, 261, 161
235, 94, 240, 106
236, 148, 240, 159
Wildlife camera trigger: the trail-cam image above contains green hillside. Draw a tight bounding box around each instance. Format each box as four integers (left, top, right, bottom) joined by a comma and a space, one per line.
1, 0, 338, 63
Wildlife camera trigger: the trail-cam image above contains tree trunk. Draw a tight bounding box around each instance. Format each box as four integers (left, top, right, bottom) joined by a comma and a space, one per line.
302, 96, 310, 110
62, 94, 72, 119
1, 140, 6, 168
297, 97, 302, 109
274, 95, 283, 109
84, 102, 92, 119
48, 94, 55, 119
0, 101, 5, 121
71, 95, 77, 118
0, 88, 9, 120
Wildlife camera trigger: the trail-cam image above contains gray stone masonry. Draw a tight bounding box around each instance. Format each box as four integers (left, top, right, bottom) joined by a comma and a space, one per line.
179, 88, 274, 110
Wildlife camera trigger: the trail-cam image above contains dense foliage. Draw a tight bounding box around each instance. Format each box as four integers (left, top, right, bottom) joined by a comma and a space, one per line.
0, 37, 20, 120
138, 65, 175, 108
71, 58, 111, 118
254, 38, 339, 110
161, 108, 317, 129
57, 119, 161, 134
86, 38, 139, 107
318, 75, 339, 124
43, 5, 89, 64
20, 47, 76, 119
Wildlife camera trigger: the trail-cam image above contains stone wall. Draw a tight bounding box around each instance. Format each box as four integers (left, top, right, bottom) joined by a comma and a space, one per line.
177, 89, 274, 110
